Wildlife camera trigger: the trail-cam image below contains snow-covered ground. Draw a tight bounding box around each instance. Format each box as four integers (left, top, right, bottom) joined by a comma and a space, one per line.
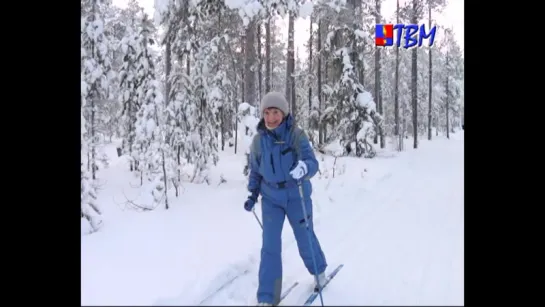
81, 131, 464, 306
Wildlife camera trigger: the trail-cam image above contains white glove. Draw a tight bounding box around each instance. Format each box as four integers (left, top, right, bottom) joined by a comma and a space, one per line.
289, 160, 308, 180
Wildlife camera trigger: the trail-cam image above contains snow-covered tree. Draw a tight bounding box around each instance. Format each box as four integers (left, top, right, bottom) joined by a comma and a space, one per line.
82, 0, 465, 218
440, 28, 463, 136
134, 78, 170, 208
81, 0, 115, 177
155, 0, 231, 184
132, 11, 163, 178
81, 0, 113, 233
239, 103, 260, 176
118, 0, 153, 172
81, 107, 103, 233
317, 0, 383, 157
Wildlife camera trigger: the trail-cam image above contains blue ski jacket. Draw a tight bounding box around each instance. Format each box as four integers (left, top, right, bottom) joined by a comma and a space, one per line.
247, 114, 319, 202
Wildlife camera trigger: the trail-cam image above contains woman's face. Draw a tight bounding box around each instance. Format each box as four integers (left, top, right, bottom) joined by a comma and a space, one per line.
264, 108, 284, 129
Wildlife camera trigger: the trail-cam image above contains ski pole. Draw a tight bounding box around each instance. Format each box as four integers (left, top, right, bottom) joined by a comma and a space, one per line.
297, 181, 325, 307
252, 207, 263, 230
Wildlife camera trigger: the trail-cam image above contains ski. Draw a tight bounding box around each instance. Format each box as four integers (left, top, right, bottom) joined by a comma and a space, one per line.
277, 281, 299, 304
303, 264, 344, 306
197, 269, 251, 305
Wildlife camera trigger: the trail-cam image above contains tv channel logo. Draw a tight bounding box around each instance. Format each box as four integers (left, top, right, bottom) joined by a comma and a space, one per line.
375, 24, 437, 49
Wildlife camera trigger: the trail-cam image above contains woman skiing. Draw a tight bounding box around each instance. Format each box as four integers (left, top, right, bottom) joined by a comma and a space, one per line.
244, 92, 328, 306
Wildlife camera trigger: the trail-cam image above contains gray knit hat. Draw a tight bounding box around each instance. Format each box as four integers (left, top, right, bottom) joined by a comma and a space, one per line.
260, 92, 289, 117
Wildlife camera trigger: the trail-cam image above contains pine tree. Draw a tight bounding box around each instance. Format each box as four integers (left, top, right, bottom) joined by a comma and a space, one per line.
81, 0, 113, 232
118, 1, 149, 173
81, 102, 103, 233
319, 0, 382, 157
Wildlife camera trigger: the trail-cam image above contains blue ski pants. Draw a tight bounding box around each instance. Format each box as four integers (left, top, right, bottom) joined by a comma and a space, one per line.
257, 184, 327, 304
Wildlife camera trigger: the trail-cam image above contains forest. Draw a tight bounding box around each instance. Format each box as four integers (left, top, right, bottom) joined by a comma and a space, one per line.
81, 0, 464, 232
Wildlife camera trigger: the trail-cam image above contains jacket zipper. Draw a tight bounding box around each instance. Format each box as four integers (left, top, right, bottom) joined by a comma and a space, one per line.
270, 153, 276, 174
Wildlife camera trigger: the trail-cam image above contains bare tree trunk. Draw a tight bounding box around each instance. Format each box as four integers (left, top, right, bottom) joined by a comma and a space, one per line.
165, 41, 172, 108
374, 0, 385, 148
257, 23, 263, 104
219, 106, 225, 151
308, 16, 313, 122
317, 18, 323, 145
89, 2, 97, 179
216, 12, 225, 151
394, 0, 400, 137
176, 144, 181, 189
177, 0, 189, 176
161, 149, 169, 209
286, 12, 295, 117
242, 20, 257, 176
234, 116, 238, 153
245, 19, 257, 106
91, 99, 97, 179
241, 30, 246, 104
323, 24, 329, 141
265, 17, 271, 93
164, 38, 179, 184
445, 50, 450, 139
229, 41, 238, 155
427, 1, 433, 140
411, 0, 418, 149
186, 53, 190, 76
360, 41, 365, 87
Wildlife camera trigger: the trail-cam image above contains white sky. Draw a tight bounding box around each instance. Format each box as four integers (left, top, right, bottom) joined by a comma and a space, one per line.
112, 0, 464, 56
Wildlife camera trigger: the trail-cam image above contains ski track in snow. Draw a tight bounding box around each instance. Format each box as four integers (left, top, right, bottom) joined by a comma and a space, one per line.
194, 138, 463, 306
82, 133, 463, 306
